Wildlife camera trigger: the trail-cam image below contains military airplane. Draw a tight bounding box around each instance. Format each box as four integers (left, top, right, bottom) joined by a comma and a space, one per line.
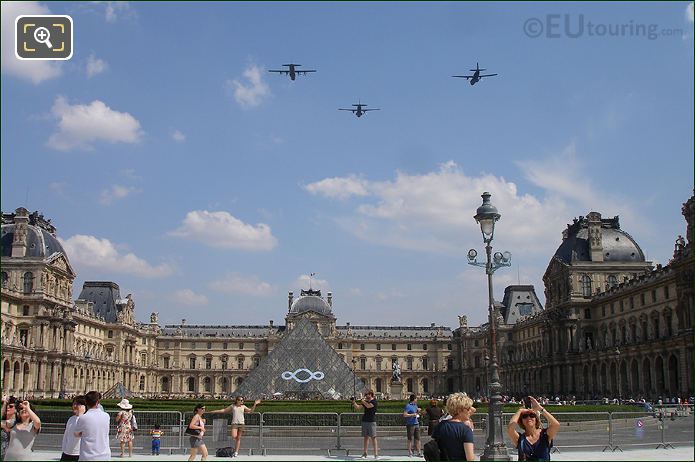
338, 102, 380, 118
268, 64, 316, 81
452, 62, 498, 85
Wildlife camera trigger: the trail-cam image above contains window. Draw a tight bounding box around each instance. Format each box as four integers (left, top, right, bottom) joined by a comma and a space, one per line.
474, 340, 479, 347
1, 272, 7, 288
507, 332, 513, 341
360, 343, 365, 351
630, 297, 634, 309
139, 375, 145, 391
204, 377, 211, 392
207, 342, 212, 350
237, 357, 244, 370
447, 357, 454, 370
407, 344, 412, 351
189, 357, 196, 369
422, 378, 429, 393
163, 357, 170, 369
221, 357, 228, 370
422, 357, 428, 370
377, 344, 381, 351
653, 318, 660, 338
161, 377, 170, 392
517, 303, 534, 316
664, 285, 670, 299
223, 342, 228, 349
142, 337, 147, 345
22, 305, 29, 316
422, 344, 427, 351
253, 357, 260, 368
651, 290, 657, 303
407, 357, 413, 370
602, 306, 606, 317
338, 343, 343, 349
581, 275, 592, 297
619, 300, 624, 312
406, 378, 413, 392
23, 272, 33, 294
391, 344, 396, 351
665, 315, 673, 336
376, 357, 382, 371
447, 343, 452, 351
205, 357, 212, 369
141, 354, 147, 365
630, 324, 636, 343
187, 377, 195, 392
640, 293, 645, 305
474, 356, 480, 367
239, 342, 244, 349
190, 342, 196, 349
360, 357, 366, 370
584, 308, 591, 319
375, 378, 382, 393
108, 330, 113, 338
607, 275, 618, 288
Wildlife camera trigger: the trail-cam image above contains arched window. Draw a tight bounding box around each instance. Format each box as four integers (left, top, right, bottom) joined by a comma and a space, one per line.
23, 272, 33, 294
407, 357, 413, 370
422, 356, 428, 371
189, 356, 196, 369
360, 357, 366, 370
162, 377, 170, 392
204, 377, 211, 392
447, 357, 454, 371
375, 378, 382, 393
220, 377, 229, 393
422, 378, 429, 393
1, 272, 8, 288
237, 356, 245, 370
607, 275, 618, 288
187, 377, 195, 392
581, 275, 592, 296
406, 378, 413, 392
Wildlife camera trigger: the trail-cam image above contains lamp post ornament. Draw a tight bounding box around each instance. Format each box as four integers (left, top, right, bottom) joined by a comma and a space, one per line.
468, 192, 512, 461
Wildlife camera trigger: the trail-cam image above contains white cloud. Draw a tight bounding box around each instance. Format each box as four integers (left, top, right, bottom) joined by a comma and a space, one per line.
169, 210, 278, 251
687, 2, 694, 22
60, 234, 173, 278
1, 1, 62, 84
304, 175, 369, 200
86, 53, 108, 78
99, 184, 140, 205
47, 96, 143, 151
226, 65, 271, 108
172, 130, 186, 142
305, 152, 635, 257
173, 289, 208, 306
294, 274, 330, 291
90, 1, 134, 22
209, 273, 274, 296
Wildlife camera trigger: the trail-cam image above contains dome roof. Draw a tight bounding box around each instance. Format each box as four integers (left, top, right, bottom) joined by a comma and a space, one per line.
554, 215, 645, 263
290, 289, 332, 316
1, 223, 67, 259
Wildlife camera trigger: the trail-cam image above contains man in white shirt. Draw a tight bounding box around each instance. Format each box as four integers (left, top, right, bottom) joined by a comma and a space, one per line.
74, 391, 111, 461
60, 395, 86, 461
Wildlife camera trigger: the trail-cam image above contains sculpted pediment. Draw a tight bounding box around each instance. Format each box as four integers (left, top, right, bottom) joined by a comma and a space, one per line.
46, 253, 76, 277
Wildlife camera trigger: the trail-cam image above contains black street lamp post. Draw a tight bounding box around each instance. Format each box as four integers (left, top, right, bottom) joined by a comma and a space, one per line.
352, 357, 357, 399
467, 192, 512, 461
615, 348, 621, 404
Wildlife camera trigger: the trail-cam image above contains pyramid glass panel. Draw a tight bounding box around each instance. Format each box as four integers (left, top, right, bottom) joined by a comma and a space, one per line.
235, 318, 365, 399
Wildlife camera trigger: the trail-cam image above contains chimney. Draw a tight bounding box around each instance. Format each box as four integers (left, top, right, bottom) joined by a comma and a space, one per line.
327, 292, 332, 307
11, 207, 29, 258
288, 291, 294, 312
269, 320, 274, 327
587, 212, 603, 262
181, 318, 186, 326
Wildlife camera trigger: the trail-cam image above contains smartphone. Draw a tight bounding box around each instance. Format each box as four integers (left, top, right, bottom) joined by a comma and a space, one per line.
523, 396, 532, 409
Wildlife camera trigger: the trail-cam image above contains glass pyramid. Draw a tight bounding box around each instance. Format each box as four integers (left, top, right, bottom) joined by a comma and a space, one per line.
235, 317, 365, 399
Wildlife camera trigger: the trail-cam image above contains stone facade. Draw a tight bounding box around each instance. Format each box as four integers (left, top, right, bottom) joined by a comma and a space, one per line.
2, 196, 692, 400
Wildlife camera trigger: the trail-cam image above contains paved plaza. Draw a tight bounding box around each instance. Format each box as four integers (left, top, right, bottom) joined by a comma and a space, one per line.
27, 446, 695, 461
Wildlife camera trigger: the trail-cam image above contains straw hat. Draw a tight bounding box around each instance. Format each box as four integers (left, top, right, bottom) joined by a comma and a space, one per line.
117, 398, 133, 410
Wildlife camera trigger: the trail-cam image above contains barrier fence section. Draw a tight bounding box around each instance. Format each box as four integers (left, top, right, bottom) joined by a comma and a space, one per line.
29, 407, 693, 455
33, 410, 183, 453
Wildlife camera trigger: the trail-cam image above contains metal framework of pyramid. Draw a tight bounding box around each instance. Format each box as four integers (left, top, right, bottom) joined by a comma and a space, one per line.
235, 318, 365, 399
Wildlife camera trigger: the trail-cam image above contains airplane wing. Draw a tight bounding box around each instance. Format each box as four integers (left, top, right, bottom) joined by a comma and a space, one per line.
363, 108, 381, 112
480, 74, 498, 77
297, 70, 317, 74
338, 108, 355, 112
452, 75, 473, 79
268, 70, 289, 74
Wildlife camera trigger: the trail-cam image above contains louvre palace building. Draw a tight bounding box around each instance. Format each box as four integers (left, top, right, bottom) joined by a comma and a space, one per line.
1, 195, 693, 400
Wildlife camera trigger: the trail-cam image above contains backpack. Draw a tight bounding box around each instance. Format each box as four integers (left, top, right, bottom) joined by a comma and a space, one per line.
216, 447, 236, 457
423, 438, 448, 462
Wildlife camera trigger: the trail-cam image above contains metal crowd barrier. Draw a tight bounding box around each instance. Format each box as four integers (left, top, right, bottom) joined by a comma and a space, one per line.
29, 408, 693, 455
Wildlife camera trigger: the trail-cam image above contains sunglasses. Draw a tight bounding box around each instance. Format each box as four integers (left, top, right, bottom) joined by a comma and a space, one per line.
521, 413, 537, 419
7, 404, 15, 408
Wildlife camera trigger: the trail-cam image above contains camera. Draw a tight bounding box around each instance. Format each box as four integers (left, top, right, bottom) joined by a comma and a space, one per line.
350, 396, 356, 401
523, 396, 532, 409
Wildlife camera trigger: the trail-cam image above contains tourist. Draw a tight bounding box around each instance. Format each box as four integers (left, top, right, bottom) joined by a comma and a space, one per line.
431, 392, 475, 461
463, 404, 477, 430
115, 398, 136, 457
506, 396, 560, 461
402, 394, 421, 457
60, 395, 86, 461
424, 399, 443, 437
187, 404, 207, 461
1, 396, 17, 458
74, 391, 111, 461
150, 423, 163, 456
207, 396, 261, 457
2, 400, 41, 461
352, 390, 378, 459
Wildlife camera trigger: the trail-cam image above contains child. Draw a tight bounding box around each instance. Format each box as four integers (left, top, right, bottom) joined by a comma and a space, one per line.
150, 423, 163, 455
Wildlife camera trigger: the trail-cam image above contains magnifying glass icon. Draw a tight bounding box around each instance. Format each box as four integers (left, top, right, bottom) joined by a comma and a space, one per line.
33, 27, 53, 49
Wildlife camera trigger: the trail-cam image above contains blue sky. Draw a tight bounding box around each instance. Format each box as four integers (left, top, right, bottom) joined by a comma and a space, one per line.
2, 1, 693, 328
